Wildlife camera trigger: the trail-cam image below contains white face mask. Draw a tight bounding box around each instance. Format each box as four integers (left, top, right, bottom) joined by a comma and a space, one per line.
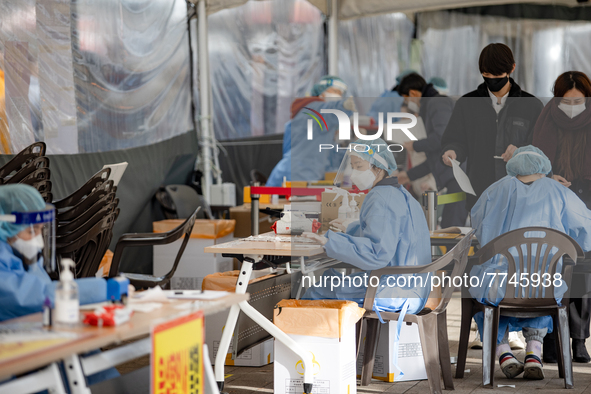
407, 100, 420, 114
322, 92, 342, 100
12, 234, 44, 261
558, 102, 586, 119
350, 169, 376, 190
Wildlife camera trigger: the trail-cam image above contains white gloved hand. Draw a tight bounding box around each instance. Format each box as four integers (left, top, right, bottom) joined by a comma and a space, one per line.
301, 232, 327, 246
329, 218, 357, 232
343, 96, 356, 112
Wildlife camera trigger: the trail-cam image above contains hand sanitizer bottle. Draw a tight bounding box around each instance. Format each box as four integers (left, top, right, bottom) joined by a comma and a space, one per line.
350, 198, 359, 220
55, 258, 79, 326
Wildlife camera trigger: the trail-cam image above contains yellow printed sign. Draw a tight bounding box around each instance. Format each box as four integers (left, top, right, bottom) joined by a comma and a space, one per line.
152, 311, 204, 394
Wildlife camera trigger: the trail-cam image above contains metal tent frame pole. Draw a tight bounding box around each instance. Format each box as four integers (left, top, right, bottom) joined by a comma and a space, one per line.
198, 0, 213, 203
328, 0, 338, 75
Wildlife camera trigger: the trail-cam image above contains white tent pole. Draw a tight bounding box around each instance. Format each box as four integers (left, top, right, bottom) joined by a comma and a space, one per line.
198, 0, 212, 203
328, 0, 338, 75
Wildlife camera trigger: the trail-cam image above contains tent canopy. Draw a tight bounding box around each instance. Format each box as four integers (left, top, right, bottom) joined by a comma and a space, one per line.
306, 0, 590, 20
187, 0, 250, 15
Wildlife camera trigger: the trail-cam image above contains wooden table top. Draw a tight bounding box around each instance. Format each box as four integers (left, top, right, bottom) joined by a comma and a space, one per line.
204, 232, 325, 257
0, 292, 248, 379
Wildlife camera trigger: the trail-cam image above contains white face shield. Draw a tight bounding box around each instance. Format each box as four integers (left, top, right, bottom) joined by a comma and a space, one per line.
0, 204, 56, 271
333, 143, 389, 189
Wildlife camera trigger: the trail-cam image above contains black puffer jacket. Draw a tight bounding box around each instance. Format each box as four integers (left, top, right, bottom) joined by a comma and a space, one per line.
441, 79, 543, 210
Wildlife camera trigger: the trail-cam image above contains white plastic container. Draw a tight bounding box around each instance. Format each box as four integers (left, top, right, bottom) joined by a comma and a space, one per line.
338, 193, 352, 219
54, 258, 79, 326
350, 198, 359, 220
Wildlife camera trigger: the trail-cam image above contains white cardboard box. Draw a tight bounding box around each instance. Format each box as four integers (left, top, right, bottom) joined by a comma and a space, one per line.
205, 310, 273, 367
356, 321, 427, 382
274, 328, 357, 394
153, 234, 234, 290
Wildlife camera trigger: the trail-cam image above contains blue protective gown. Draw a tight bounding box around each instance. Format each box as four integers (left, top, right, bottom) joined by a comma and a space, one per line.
367, 90, 404, 123
0, 241, 107, 322
266, 99, 352, 186
470, 176, 591, 342
302, 178, 432, 315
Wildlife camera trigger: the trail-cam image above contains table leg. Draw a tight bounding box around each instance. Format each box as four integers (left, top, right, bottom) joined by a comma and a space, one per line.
251, 195, 259, 236
0, 362, 67, 394
203, 345, 221, 394
215, 259, 255, 390
63, 355, 91, 394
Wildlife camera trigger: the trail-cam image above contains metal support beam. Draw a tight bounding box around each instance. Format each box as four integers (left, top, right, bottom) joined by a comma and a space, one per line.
198, 0, 213, 203
328, 0, 338, 75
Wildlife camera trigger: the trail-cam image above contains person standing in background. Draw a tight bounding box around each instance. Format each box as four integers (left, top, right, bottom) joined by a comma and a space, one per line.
395, 73, 468, 227
532, 71, 591, 364
441, 43, 544, 211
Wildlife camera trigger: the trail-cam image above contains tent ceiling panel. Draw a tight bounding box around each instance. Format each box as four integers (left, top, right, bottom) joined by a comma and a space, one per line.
306, 0, 590, 20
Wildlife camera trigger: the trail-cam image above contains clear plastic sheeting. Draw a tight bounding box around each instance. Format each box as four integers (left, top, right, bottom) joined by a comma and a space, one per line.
0, 0, 192, 154
0, 0, 39, 154
72, 0, 192, 153
419, 11, 591, 98
337, 13, 414, 115
208, 0, 325, 140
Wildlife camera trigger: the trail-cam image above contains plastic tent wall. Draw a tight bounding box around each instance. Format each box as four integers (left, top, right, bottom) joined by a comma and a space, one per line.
0, 0, 196, 274
337, 13, 414, 115
419, 10, 591, 97
0, 0, 191, 154
208, 0, 325, 140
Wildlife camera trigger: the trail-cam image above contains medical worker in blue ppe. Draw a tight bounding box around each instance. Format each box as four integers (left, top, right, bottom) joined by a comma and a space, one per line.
0, 184, 108, 322
470, 145, 591, 380
266, 75, 355, 186
301, 138, 432, 316
366, 70, 416, 123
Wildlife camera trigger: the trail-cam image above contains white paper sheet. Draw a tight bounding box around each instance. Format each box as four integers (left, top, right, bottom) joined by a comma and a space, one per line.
102, 162, 128, 187
451, 159, 476, 196
164, 290, 229, 300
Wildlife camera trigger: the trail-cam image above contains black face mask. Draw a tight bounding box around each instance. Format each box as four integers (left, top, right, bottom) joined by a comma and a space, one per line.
483, 76, 509, 92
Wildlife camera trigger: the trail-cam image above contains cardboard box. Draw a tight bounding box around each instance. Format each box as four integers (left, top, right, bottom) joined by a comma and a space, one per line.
274, 300, 364, 394
356, 321, 427, 382
320, 192, 366, 232
229, 204, 275, 238
206, 310, 274, 367
243, 186, 271, 204
152, 219, 235, 290
324, 172, 337, 181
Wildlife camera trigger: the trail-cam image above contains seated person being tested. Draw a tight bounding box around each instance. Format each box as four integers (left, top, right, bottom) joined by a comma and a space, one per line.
469, 146, 591, 380
0, 184, 107, 322
301, 138, 432, 318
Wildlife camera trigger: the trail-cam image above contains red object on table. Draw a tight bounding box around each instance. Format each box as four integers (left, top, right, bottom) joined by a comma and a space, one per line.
250, 186, 326, 200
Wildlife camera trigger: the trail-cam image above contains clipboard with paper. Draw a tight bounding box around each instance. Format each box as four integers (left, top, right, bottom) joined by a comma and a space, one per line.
450, 159, 476, 196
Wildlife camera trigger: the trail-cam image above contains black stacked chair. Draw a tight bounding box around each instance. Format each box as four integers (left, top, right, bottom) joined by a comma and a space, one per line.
0, 142, 52, 202
55, 169, 119, 278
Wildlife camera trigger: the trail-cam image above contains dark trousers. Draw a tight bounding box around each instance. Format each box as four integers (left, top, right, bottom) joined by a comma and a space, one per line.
569, 297, 591, 339
441, 178, 469, 228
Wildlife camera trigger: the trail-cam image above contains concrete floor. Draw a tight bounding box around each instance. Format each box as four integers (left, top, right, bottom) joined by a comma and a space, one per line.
117, 295, 591, 393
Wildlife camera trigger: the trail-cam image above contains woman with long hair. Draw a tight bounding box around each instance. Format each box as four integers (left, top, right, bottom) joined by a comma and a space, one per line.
533, 71, 591, 364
